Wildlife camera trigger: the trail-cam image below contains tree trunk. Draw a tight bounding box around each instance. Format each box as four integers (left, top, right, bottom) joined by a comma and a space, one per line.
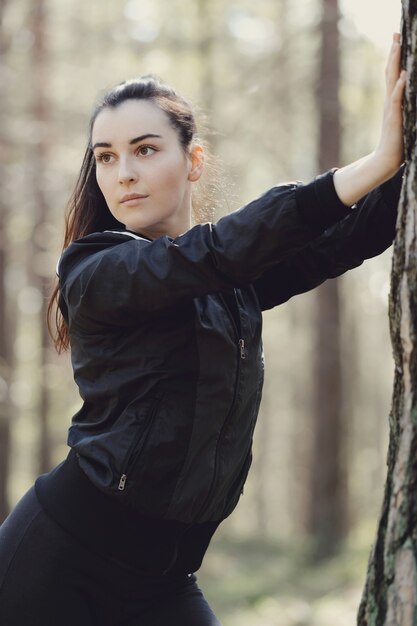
0, 0, 13, 523
357, 6, 417, 625
194, 0, 222, 225
196, 0, 215, 118
307, 0, 347, 558
29, 0, 52, 475
254, 393, 270, 536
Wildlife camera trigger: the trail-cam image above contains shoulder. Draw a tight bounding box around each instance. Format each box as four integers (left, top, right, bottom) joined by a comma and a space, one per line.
57, 230, 151, 280
68, 228, 152, 251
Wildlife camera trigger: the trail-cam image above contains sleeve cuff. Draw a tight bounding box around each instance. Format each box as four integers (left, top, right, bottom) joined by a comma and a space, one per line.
294, 168, 353, 237
378, 163, 405, 209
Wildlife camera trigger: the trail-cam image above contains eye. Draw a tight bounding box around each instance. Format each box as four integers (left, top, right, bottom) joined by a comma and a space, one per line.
137, 145, 157, 157
95, 153, 114, 164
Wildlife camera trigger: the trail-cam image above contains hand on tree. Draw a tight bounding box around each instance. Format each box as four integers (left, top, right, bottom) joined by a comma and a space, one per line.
333, 33, 406, 207
374, 32, 406, 177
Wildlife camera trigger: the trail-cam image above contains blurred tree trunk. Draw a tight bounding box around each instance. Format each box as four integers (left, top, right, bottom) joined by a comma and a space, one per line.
274, 0, 293, 179
357, 7, 417, 624
307, 0, 347, 558
195, 0, 219, 224
29, 0, 52, 474
253, 0, 293, 535
254, 394, 270, 536
0, 0, 14, 523
196, 0, 215, 120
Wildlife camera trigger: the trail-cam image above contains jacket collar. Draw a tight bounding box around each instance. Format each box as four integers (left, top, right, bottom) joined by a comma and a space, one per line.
104, 229, 152, 242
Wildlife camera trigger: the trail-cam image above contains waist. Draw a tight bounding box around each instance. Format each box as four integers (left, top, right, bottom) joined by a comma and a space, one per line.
34, 448, 192, 575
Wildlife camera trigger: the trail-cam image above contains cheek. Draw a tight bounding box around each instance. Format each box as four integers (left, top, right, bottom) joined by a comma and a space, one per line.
158, 157, 190, 193
96, 170, 112, 199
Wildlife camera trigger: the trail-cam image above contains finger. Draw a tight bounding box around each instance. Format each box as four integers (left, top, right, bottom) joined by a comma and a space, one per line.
386, 39, 402, 92
386, 71, 407, 120
391, 70, 407, 104
386, 35, 401, 72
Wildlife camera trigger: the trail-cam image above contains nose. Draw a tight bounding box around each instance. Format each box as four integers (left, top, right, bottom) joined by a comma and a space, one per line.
118, 156, 138, 185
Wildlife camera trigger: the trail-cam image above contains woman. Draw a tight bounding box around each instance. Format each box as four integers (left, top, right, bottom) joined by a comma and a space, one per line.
0, 33, 406, 625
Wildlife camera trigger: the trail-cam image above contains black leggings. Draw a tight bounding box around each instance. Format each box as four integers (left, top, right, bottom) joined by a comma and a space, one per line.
0, 486, 221, 626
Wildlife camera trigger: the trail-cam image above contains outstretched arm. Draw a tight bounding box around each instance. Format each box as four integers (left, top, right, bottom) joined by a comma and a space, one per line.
333, 33, 405, 206
253, 167, 404, 311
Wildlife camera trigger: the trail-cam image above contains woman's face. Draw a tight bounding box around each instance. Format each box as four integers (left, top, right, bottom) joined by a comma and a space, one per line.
92, 99, 203, 239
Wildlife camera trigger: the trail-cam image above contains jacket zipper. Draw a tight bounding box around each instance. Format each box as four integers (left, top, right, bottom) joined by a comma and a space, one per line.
221, 289, 246, 359
118, 399, 159, 492
195, 290, 245, 519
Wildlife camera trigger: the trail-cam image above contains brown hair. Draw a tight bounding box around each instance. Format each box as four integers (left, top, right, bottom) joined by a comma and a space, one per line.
48, 75, 209, 353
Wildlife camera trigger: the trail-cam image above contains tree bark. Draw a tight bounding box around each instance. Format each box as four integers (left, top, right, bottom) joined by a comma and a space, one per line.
358, 6, 417, 625
307, 0, 347, 558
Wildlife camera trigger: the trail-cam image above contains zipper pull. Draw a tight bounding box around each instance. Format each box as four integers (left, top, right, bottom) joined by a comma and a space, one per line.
118, 474, 127, 491
239, 339, 246, 359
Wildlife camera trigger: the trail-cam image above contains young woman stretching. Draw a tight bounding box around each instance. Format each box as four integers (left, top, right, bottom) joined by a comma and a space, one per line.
0, 33, 406, 626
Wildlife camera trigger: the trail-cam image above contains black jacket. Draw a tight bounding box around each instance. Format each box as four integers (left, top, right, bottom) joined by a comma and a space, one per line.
53, 167, 403, 526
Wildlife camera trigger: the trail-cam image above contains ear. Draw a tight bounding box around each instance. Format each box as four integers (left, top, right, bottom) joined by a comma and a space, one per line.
188, 144, 205, 182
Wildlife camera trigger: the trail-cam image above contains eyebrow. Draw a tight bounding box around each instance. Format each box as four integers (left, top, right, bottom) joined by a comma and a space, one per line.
92, 133, 162, 151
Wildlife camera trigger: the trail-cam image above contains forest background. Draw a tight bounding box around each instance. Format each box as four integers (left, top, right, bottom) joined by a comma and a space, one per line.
0, 0, 403, 624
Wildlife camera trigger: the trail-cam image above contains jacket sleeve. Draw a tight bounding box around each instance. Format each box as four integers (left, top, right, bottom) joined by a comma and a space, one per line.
252, 165, 404, 311
59, 169, 354, 327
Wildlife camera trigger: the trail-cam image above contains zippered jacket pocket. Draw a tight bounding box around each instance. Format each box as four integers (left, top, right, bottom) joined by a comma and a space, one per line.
117, 401, 158, 491
115, 396, 161, 497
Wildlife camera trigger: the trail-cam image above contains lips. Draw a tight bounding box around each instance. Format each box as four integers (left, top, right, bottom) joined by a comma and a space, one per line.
120, 193, 148, 204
